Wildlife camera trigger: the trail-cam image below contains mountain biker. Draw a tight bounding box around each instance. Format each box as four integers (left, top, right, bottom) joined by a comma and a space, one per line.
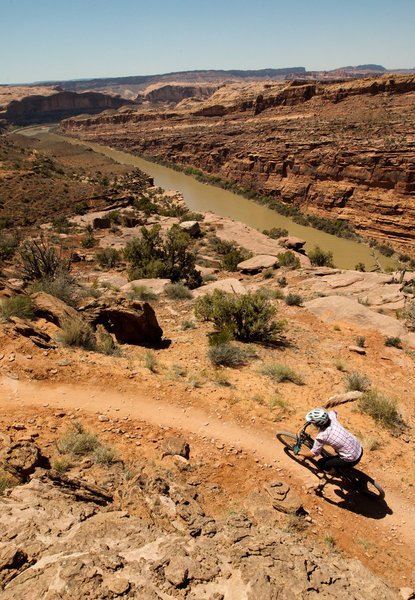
298, 408, 363, 472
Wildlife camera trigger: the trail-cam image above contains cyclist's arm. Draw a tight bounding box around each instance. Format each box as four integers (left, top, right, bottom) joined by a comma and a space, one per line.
299, 438, 323, 459
298, 448, 315, 458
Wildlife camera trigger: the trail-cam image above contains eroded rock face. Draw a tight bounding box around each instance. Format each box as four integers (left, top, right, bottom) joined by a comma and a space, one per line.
61, 74, 415, 252
0, 476, 399, 599
79, 297, 163, 344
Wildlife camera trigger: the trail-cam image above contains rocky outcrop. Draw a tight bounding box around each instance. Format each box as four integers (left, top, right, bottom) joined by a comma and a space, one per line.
0, 468, 399, 599
137, 84, 219, 104
4, 91, 135, 125
79, 297, 163, 344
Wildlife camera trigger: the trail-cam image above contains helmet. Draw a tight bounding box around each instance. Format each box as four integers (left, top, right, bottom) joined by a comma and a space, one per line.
306, 408, 329, 426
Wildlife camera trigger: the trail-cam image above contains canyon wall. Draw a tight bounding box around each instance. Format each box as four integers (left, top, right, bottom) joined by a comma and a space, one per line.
61, 75, 415, 253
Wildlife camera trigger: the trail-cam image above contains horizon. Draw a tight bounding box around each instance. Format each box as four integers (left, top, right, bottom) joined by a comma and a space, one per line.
1, 0, 414, 86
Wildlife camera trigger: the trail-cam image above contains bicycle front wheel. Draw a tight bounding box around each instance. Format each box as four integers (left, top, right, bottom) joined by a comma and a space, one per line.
276, 431, 298, 451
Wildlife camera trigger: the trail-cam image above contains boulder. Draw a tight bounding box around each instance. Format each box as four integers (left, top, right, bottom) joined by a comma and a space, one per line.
0, 441, 46, 481
161, 437, 190, 460
264, 480, 303, 514
237, 255, 279, 273
278, 236, 306, 251
30, 291, 78, 327
120, 278, 171, 295
7, 316, 57, 349
92, 217, 111, 229
179, 220, 201, 237
192, 278, 245, 297
304, 296, 408, 339
79, 297, 163, 344
97, 274, 129, 288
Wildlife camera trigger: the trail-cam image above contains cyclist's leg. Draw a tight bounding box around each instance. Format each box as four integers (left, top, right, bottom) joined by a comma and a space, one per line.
317, 455, 352, 471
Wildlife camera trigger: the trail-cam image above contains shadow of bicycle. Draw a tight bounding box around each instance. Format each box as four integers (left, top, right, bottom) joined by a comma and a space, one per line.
282, 447, 393, 519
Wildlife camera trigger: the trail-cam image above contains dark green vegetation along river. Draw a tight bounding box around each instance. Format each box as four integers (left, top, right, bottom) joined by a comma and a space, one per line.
21, 126, 394, 270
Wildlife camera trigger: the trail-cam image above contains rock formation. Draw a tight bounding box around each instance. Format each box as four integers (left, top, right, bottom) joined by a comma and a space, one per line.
61, 74, 415, 253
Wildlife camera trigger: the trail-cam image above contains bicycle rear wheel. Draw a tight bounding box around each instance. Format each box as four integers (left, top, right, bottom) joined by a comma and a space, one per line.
340, 468, 385, 499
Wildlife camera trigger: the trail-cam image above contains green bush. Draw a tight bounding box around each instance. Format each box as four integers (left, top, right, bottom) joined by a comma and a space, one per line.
358, 390, 400, 429
96, 247, 122, 269
127, 285, 158, 301
207, 343, 256, 368
262, 227, 288, 239
195, 290, 286, 344
355, 262, 366, 272
93, 445, 116, 466
384, 336, 402, 348
378, 243, 394, 257
1, 295, 35, 322
144, 350, 158, 372
165, 283, 193, 300
354, 336, 366, 348
260, 362, 305, 385
308, 245, 335, 267
124, 224, 202, 288
209, 236, 251, 271
0, 233, 18, 261
30, 271, 77, 306
58, 430, 99, 455
285, 292, 303, 306
277, 251, 300, 269
345, 370, 371, 392
181, 319, 196, 330
57, 317, 97, 350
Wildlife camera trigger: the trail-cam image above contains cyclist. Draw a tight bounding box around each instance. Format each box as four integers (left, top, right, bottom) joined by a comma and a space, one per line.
298, 408, 363, 472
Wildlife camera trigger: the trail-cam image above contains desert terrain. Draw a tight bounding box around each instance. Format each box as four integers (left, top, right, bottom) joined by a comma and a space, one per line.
0, 129, 415, 598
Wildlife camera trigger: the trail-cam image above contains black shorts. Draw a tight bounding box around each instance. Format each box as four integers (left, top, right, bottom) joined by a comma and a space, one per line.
317, 449, 363, 471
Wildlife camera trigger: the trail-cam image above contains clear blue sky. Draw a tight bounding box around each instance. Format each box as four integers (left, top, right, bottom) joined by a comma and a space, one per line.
1, 0, 414, 84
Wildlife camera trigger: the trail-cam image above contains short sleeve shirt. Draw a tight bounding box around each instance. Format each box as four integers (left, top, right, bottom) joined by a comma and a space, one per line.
311, 411, 362, 462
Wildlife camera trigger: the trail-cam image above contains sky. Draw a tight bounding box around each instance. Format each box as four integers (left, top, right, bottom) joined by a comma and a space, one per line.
1, 0, 414, 85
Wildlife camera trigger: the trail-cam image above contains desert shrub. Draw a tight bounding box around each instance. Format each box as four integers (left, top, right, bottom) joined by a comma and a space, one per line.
209, 236, 251, 271
165, 283, 193, 300
202, 273, 217, 283
97, 332, 120, 356
180, 211, 204, 222
355, 262, 366, 272
124, 224, 202, 288
257, 287, 284, 300
263, 227, 288, 239
345, 370, 371, 392
334, 359, 347, 372
181, 319, 196, 330
358, 390, 400, 429
384, 336, 402, 348
285, 292, 303, 306
93, 445, 116, 466
144, 350, 158, 372
277, 251, 300, 269
260, 362, 304, 385
96, 247, 122, 269
53, 458, 70, 472
263, 268, 274, 279
308, 245, 335, 267
30, 271, 77, 306
57, 317, 97, 350
277, 276, 287, 287
360, 436, 381, 451
402, 300, 415, 330
354, 336, 366, 348
378, 243, 394, 257
19, 238, 70, 281
81, 226, 97, 249
195, 289, 286, 344
51, 216, 71, 234
58, 429, 99, 456
1, 295, 35, 322
73, 201, 88, 215
207, 343, 256, 368
128, 285, 158, 301
0, 233, 18, 261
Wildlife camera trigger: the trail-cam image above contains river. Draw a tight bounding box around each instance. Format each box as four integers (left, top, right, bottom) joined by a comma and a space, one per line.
20, 126, 392, 270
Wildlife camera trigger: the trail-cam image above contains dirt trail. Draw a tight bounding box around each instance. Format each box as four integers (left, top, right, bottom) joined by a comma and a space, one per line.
2, 375, 415, 566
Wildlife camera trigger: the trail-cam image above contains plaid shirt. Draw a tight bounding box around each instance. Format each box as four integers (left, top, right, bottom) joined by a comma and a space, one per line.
311, 411, 362, 462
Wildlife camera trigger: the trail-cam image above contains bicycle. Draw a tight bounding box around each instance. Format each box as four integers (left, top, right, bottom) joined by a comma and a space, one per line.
276, 424, 385, 499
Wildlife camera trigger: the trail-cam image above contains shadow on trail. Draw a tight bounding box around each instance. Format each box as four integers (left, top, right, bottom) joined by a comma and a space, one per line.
282, 447, 393, 520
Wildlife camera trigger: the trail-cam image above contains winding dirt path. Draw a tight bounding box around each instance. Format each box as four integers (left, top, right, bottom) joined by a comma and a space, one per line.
2, 376, 415, 562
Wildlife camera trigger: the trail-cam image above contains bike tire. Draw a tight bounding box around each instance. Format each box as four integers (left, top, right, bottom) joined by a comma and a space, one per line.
276, 431, 314, 451
340, 468, 385, 500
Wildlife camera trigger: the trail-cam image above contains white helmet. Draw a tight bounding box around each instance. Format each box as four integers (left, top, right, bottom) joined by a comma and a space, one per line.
306, 408, 329, 426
